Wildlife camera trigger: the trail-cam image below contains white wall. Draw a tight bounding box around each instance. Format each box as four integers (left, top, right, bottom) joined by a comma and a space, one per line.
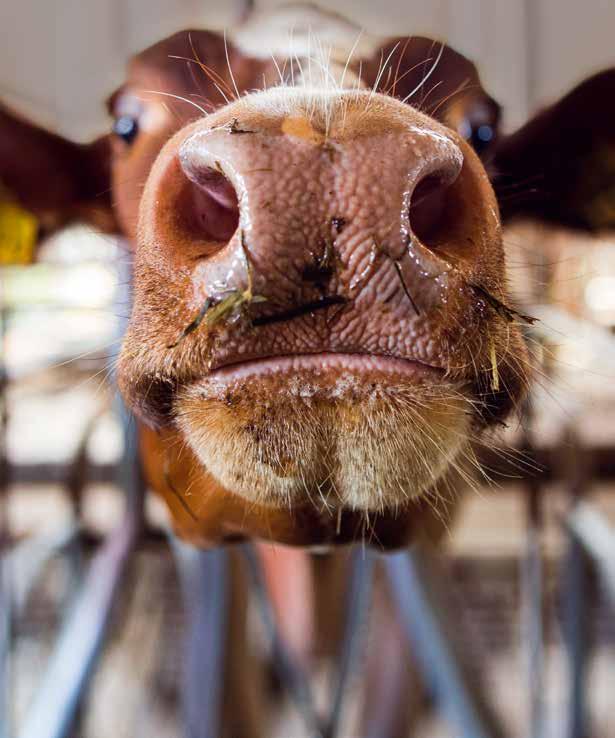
529, 0, 615, 105
1, 0, 614, 140
0, 0, 243, 138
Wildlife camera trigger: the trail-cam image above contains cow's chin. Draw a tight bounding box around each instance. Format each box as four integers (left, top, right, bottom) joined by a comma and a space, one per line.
173, 354, 473, 513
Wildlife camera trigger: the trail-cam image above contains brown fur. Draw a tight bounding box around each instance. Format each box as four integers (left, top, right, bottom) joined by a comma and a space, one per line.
492, 68, 615, 230
0, 103, 115, 235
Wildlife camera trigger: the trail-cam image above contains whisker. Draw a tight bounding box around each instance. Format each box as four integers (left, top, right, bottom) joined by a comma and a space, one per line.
142, 89, 208, 116
340, 28, 364, 90
223, 29, 241, 100
400, 43, 445, 105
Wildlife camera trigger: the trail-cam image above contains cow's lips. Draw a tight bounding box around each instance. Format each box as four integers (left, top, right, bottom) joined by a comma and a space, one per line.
204, 352, 444, 384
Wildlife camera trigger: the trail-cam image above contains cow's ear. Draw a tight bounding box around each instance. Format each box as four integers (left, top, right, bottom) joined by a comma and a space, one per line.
491, 69, 615, 231
360, 36, 501, 159
0, 102, 117, 254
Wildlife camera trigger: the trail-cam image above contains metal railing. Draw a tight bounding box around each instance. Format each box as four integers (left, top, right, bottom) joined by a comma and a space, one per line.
3, 286, 615, 737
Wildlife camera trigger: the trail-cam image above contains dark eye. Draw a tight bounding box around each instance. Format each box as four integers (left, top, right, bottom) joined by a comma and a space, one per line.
113, 115, 139, 145
471, 124, 493, 154
458, 120, 494, 156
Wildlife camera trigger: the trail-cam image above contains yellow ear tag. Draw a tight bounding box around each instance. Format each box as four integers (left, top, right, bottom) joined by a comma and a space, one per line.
0, 200, 38, 265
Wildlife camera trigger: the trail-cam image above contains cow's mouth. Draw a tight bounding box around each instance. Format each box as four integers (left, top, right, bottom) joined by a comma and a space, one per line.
206, 352, 445, 384
173, 348, 472, 512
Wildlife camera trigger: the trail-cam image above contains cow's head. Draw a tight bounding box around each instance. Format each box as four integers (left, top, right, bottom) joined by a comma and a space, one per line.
2, 16, 541, 546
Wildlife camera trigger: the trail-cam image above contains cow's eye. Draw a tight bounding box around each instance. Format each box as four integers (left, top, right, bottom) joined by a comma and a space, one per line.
113, 115, 139, 145
471, 124, 493, 154
458, 119, 494, 155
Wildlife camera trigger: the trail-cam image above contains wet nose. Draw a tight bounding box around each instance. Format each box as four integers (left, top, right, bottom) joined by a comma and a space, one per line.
140, 93, 479, 317
177, 114, 464, 258
178, 146, 240, 243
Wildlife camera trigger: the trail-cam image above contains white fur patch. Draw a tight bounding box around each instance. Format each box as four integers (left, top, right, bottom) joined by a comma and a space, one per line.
175, 372, 472, 513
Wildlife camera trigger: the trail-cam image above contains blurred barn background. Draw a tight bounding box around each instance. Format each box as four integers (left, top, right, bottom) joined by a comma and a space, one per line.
4, 0, 615, 137
3, 1, 615, 737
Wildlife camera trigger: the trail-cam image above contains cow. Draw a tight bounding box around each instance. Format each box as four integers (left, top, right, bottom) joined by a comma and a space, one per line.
3, 6, 614, 735
0, 8, 526, 546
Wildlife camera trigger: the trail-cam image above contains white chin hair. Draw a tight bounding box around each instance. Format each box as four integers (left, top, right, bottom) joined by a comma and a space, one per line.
174, 374, 471, 512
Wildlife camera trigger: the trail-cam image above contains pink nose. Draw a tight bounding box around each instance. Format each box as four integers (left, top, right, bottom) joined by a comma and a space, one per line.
125, 91, 517, 435
177, 115, 464, 276
170, 111, 466, 319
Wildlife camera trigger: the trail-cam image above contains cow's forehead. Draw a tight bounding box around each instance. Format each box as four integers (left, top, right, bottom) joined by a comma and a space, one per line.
121, 27, 486, 99
120, 29, 275, 112
107, 22, 500, 164
125, 30, 219, 95
131, 29, 217, 74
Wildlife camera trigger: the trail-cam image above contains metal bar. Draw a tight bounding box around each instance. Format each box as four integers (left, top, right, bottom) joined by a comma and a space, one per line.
170, 539, 229, 738
520, 400, 546, 738
3, 462, 116, 485
17, 391, 143, 738
521, 504, 545, 738
566, 502, 615, 609
562, 529, 591, 738
322, 551, 372, 738
17, 511, 138, 738
558, 428, 591, 738
384, 545, 507, 738
241, 543, 323, 738
0, 555, 10, 738
564, 498, 615, 738
1, 299, 12, 738
6, 524, 79, 616
322, 549, 374, 738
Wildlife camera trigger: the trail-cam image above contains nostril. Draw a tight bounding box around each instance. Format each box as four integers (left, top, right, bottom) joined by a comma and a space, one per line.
188, 166, 238, 211
408, 169, 458, 248
179, 162, 240, 245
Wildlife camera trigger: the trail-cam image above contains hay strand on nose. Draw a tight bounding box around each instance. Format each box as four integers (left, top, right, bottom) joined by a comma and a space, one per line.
489, 338, 500, 392
469, 282, 536, 325
167, 231, 266, 348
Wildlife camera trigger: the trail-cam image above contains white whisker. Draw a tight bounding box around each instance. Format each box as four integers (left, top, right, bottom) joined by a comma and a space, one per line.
142, 90, 209, 116
401, 42, 445, 104
223, 29, 241, 100
340, 28, 364, 90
